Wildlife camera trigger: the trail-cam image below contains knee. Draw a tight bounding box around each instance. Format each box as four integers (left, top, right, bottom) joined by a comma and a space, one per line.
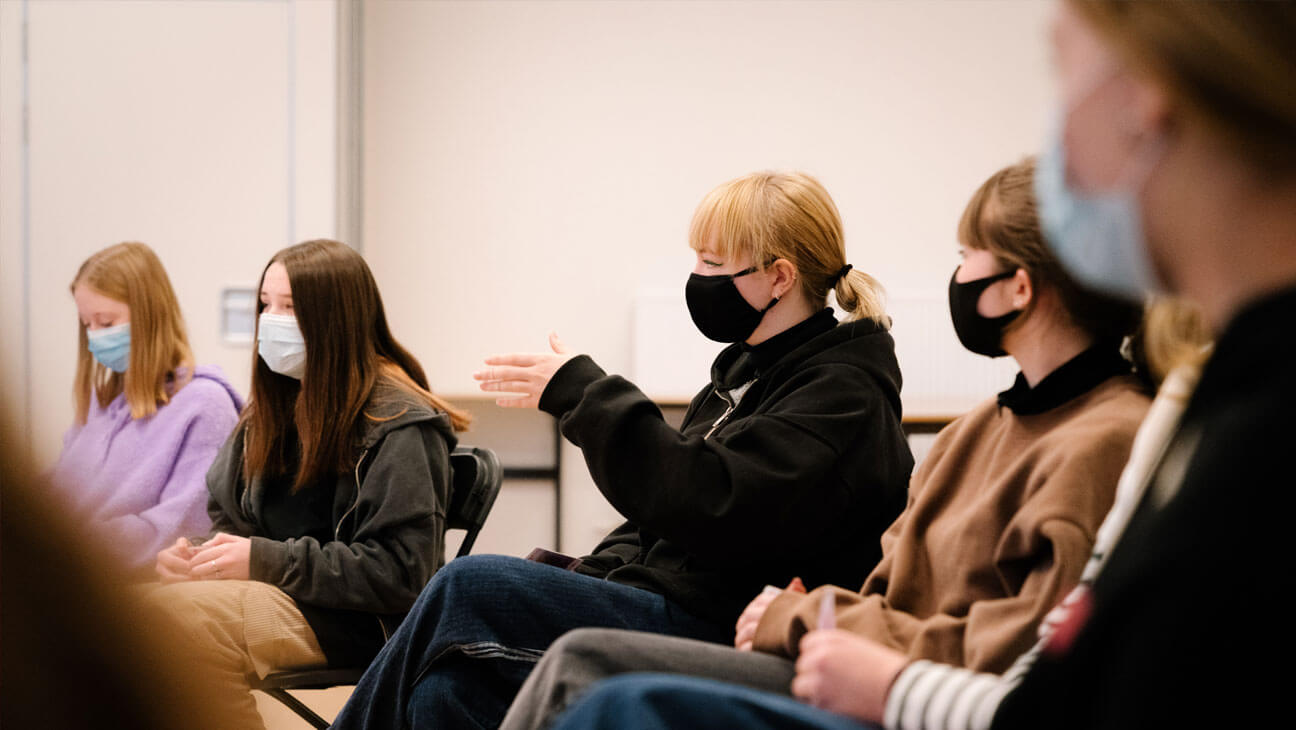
413, 553, 529, 613
592, 674, 684, 705
436, 553, 521, 584
435, 553, 548, 596
549, 628, 621, 662
554, 675, 683, 729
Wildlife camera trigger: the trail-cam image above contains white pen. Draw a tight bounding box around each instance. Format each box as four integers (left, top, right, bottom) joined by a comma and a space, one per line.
818, 590, 835, 630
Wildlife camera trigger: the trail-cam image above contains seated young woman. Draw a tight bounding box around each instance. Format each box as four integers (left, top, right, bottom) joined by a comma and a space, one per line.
328, 171, 915, 730
48, 242, 241, 575
148, 239, 469, 730
497, 157, 1158, 730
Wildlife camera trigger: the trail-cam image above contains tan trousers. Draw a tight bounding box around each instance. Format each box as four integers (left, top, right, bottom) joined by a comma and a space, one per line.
143, 580, 328, 730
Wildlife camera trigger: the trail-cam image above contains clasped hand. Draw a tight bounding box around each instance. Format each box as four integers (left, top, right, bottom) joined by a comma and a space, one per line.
155, 533, 251, 583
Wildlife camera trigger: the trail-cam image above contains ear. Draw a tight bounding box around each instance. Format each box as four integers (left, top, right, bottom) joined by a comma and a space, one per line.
768, 259, 799, 299
1009, 269, 1034, 311
1123, 71, 1174, 144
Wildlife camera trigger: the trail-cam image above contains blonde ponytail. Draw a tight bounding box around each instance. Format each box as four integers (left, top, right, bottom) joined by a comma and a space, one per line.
1130, 297, 1212, 387
834, 267, 889, 325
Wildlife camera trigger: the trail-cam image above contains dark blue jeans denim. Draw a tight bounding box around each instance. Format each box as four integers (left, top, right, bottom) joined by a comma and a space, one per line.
549, 673, 880, 730
328, 555, 730, 730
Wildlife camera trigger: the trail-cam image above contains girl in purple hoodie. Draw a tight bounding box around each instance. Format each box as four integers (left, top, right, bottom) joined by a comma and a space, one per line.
48, 242, 242, 575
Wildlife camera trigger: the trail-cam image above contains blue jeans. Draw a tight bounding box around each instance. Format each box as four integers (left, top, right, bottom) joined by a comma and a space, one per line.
549, 673, 880, 730
329, 555, 730, 730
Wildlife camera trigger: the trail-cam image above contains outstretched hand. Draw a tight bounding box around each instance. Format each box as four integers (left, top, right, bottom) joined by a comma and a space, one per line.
473, 332, 575, 409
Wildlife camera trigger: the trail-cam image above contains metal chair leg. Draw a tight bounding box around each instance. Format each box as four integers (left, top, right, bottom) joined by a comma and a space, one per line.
259, 687, 330, 729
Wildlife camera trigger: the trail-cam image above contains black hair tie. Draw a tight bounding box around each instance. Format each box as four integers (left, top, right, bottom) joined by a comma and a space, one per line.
833, 264, 853, 284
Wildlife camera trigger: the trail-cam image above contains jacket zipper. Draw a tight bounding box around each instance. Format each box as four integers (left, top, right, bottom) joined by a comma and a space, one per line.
334, 447, 370, 542
337, 447, 392, 643
704, 380, 755, 440
704, 393, 737, 440
239, 432, 255, 519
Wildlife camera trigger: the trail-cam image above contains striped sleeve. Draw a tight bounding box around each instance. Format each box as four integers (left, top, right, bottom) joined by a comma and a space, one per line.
883, 641, 1039, 730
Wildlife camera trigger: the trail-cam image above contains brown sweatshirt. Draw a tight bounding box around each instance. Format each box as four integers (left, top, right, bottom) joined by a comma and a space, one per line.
753, 368, 1150, 674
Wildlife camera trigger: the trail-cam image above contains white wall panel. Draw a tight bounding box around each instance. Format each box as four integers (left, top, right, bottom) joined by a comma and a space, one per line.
363, 0, 1053, 406
1, 0, 336, 467
362, 0, 1055, 555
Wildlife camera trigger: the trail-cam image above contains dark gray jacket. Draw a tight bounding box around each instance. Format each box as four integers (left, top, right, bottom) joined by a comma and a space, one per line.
205, 383, 456, 666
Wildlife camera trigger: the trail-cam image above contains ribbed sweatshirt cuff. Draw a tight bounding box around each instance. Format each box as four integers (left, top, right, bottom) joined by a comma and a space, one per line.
538, 355, 606, 417
248, 535, 287, 584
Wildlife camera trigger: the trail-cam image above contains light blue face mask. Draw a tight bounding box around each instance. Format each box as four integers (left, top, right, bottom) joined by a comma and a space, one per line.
257, 312, 307, 379
1034, 117, 1164, 303
87, 323, 131, 373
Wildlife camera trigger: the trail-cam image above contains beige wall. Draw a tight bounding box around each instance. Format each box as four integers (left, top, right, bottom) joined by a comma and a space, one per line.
1, 0, 337, 468
0, 1, 26, 456
3, 0, 1056, 549
363, 0, 1052, 397
362, 0, 1054, 553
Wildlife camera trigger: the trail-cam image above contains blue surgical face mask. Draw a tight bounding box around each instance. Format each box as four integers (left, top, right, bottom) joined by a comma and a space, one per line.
1034, 118, 1163, 302
257, 313, 306, 379
87, 323, 131, 373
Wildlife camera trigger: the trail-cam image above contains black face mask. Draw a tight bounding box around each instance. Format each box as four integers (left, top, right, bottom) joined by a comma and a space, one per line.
948, 268, 1022, 357
686, 266, 779, 343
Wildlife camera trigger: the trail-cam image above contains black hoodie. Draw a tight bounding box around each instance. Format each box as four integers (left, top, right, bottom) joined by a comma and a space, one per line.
204, 380, 457, 666
539, 310, 913, 625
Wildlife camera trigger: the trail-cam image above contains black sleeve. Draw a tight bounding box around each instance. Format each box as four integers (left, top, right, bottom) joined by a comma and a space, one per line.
575, 521, 642, 578
540, 354, 886, 563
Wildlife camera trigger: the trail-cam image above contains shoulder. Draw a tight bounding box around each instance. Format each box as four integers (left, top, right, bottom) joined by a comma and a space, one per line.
918, 395, 1004, 457
800, 319, 898, 366
170, 366, 242, 413
1049, 375, 1152, 444
363, 377, 441, 421
763, 361, 892, 410
361, 378, 456, 449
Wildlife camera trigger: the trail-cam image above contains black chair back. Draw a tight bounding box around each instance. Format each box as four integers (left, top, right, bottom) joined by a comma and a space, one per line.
447, 445, 504, 558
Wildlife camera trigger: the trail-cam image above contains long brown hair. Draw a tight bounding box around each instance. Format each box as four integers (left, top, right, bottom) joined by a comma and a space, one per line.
241, 240, 469, 491
70, 242, 195, 422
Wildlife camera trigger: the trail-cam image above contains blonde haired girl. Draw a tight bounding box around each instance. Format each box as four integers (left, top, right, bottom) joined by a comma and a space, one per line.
328, 171, 915, 730
49, 242, 242, 573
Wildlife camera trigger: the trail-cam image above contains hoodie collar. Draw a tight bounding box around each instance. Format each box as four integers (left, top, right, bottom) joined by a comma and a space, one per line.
711, 308, 837, 391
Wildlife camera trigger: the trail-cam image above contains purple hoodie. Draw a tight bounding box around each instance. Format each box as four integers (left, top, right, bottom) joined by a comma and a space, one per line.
49, 364, 243, 573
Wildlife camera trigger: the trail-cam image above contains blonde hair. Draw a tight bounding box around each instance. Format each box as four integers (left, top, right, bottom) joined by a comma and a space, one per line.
688, 171, 888, 324
1070, 1, 1296, 175
70, 243, 194, 422
1137, 296, 1212, 386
